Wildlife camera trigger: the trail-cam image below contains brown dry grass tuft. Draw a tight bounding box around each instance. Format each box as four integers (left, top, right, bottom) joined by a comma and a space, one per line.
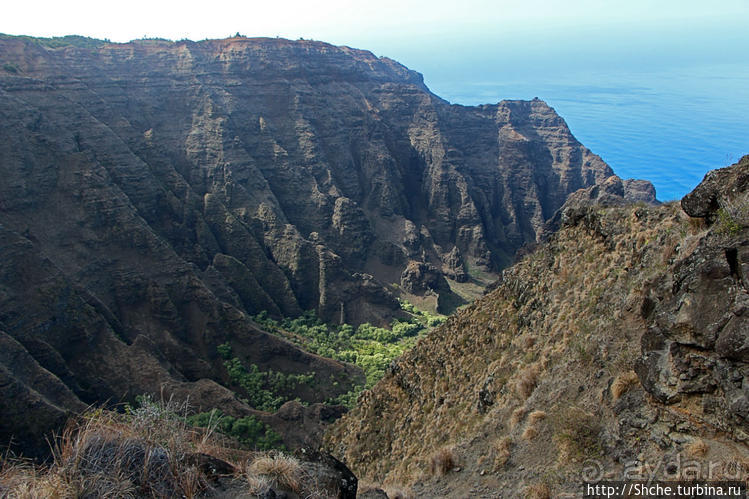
522, 425, 539, 441
525, 482, 552, 499
527, 410, 546, 424
0, 396, 248, 498
515, 366, 539, 399
429, 446, 456, 476
686, 438, 709, 458
247, 451, 304, 493
611, 371, 640, 401
493, 437, 512, 469
385, 485, 414, 499
510, 407, 526, 428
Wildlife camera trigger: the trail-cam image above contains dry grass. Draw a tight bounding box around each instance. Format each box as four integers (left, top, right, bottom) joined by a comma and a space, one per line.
245, 474, 273, 496
611, 371, 640, 401
0, 396, 244, 498
686, 438, 709, 458
525, 482, 552, 499
552, 406, 602, 463
0, 460, 77, 499
527, 410, 546, 424
429, 446, 456, 476
510, 407, 526, 428
325, 203, 703, 486
247, 451, 304, 493
515, 366, 539, 399
522, 425, 539, 441
493, 437, 512, 469
0, 399, 333, 499
385, 485, 414, 499
358, 479, 384, 495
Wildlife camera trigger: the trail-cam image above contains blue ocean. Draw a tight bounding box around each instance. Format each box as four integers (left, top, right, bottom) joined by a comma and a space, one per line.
421, 62, 748, 201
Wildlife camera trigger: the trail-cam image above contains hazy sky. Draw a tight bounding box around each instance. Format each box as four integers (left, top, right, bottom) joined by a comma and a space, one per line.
4, 0, 748, 46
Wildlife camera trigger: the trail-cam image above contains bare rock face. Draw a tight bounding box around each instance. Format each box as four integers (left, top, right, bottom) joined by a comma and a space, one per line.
0, 34, 652, 456
637, 155, 749, 431
542, 174, 658, 237
682, 154, 749, 220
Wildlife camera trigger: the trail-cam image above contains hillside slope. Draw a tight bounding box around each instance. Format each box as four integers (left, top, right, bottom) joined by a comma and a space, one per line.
326, 156, 749, 497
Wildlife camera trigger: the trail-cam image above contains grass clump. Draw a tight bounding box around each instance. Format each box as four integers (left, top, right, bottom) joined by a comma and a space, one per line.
686, 438, 709, 458
716, 194, 749, 235
611, 370, 640, 401
515, 366, 539, 399
552, 406, 602, 462
246, 451, 304, 493
0, 396, 345, 498
429, 446, 457, 476
493, 437, 513, 469
1, 396, 215, 498
525, 482, 552, 499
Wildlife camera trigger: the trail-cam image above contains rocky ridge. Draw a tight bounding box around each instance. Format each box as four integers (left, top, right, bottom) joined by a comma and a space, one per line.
326, 156, 749, 497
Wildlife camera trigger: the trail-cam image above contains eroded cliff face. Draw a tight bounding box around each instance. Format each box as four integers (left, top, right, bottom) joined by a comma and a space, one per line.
0, 35, 638, 321
0, 35, 652, 457
326, 157, 749, 497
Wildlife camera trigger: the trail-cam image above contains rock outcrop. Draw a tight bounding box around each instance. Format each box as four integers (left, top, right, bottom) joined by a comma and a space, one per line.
637, 154, 749, 432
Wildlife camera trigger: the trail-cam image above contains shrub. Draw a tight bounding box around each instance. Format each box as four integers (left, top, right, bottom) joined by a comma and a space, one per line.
222, 354, 314, 412
552, 406, 602, 462
251, 307, 433, 395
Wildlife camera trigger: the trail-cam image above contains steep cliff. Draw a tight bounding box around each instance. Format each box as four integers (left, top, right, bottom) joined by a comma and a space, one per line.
0, 34, 653, 458
326, 157, 749, 497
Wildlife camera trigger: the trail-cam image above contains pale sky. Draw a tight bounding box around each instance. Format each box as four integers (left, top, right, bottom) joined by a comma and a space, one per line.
3, 0, 748, 47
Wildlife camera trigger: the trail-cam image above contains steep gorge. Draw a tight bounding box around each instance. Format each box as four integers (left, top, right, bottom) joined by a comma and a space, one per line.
0, 34, 654, 458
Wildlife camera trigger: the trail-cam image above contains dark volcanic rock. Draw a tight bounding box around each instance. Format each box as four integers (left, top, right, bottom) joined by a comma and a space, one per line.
542, 174, 658, 237
637, 156, 749, 431
400, 261, 450, 295
295, 448, 358, 499
682, 154, 749, 220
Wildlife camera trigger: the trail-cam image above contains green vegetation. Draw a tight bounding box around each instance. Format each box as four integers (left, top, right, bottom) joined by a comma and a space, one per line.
716, 195, 748, 236
187, 409, 284, 450
217, 343, 314, 412
251, 301, 445, 407
2, 63, 19, 74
